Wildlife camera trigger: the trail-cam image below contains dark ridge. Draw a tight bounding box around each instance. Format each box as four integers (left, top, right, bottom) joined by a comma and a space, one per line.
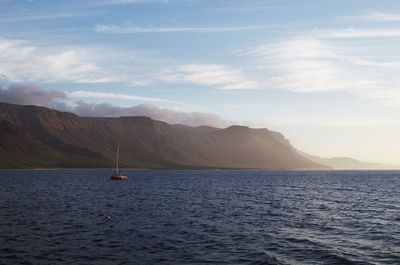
0, 102, 327, 169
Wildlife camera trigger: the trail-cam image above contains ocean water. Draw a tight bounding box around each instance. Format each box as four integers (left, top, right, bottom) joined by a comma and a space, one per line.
0, 170, 399, 265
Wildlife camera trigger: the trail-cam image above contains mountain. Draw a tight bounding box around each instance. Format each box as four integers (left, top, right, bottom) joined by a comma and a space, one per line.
301, 152, 397, 170
0, 102, 327, 169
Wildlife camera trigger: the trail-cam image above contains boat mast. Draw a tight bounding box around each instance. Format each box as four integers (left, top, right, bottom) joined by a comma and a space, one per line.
116, 144, 119, 172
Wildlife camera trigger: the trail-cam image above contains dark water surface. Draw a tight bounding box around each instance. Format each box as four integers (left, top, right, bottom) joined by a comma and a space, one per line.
1, 170, 400, 265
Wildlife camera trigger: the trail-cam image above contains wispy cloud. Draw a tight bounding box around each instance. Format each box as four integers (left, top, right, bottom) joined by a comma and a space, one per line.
238, 36, 400, 105
95, 24, 269, 34
314, 28, 400, 39
93, 0, 155, 5
238, 37, 352, 92
159, 64, 260, 90
0, 84, 179, 107
91, 0, 193, 6
0, 12, 97, 23
358, 11, 400, 22
0, 38, 139, 85
0, 37, 259, 90
67, 90, 182, 104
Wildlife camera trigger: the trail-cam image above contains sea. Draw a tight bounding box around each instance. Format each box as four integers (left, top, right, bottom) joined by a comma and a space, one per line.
0, 170, 399, 265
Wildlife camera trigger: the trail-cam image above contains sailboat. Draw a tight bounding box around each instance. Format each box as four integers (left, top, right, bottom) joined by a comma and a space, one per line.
110, 144, 128, 180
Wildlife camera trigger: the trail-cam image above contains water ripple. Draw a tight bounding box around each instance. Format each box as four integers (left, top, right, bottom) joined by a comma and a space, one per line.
1, 170, 400, 264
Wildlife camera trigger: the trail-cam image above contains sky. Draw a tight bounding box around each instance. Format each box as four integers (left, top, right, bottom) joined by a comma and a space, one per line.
1, 0, 400, 164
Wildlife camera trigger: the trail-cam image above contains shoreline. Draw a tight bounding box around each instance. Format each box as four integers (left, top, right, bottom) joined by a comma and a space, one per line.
1, 168, 400, 171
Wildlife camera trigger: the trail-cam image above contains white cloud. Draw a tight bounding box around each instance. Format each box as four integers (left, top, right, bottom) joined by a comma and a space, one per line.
239, 37, 354, 92
314, 28, 400, 39
359, 11, 400, 22
348, 58, 400, 69
0, 38, 136, 84
43, 51, 101, 82
0, 12, 96, 23
159, 64, 260, 90
67, 90, 182, 104
95, 24, 268, 34
91, 0, 183, 6
93, 0, 155, 5
0, 37, 259, 91
239, 36, 400, 105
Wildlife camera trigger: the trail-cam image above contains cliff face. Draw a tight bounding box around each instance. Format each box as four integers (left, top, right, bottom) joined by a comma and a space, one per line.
0, 102, 326, 169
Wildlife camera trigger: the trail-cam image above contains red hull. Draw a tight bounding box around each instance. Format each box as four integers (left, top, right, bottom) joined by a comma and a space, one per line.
110, 175, 128, 180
